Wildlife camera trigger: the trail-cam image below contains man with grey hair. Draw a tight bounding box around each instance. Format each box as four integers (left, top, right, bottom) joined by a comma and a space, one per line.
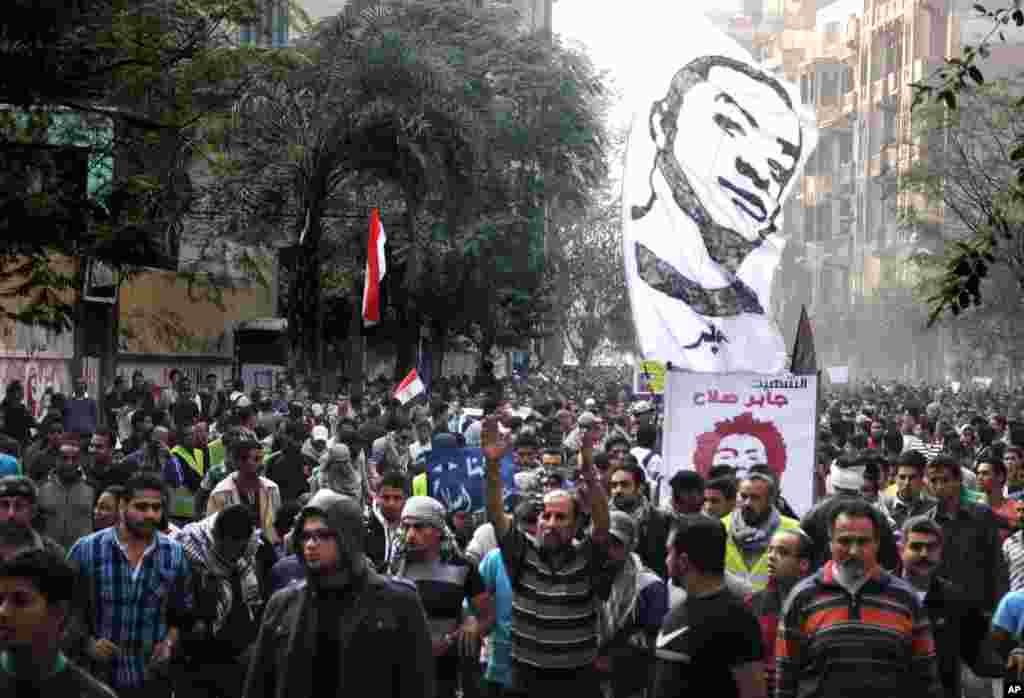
899, 515, 993, 698
723, 471, 800, 592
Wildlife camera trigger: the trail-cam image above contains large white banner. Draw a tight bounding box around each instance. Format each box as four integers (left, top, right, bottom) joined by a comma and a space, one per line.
662, 370, 817, 516
621, 10, 817, 374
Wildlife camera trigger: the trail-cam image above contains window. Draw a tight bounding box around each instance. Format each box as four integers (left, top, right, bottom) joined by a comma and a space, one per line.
239, 22, 255, 45
272, 0, 288, 47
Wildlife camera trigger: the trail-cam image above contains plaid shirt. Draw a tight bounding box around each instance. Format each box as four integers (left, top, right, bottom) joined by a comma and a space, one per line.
68, 527, 193, 691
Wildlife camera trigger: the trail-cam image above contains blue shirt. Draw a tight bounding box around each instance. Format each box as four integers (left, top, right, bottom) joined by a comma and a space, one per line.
479, 548, 513, 687
0, 453, 18, 477
994, 590, 1024, 638
68, 527, 192, 691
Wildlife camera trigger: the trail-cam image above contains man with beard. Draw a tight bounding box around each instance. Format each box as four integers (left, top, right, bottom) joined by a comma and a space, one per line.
899, 516, 992, 698
242, 490, 433, 698
483, 414, 611, 698
653, 515, 765, 698
69, 473, 193, 698
608, 459, 671, 579
723, 473, 800, 592
36, 443, 95, 550
776, 499, 944, 698
393, 496, 492, 698
595, 511, 668, 698
745, 528, 812, 696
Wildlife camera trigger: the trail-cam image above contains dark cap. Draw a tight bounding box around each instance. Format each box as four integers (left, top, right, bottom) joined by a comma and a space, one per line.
0, 476, 37, 502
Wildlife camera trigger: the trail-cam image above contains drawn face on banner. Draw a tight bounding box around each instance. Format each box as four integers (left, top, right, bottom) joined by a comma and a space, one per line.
630, 55, 804, 319
693, 411, 787, 479
712, 433, 768, 474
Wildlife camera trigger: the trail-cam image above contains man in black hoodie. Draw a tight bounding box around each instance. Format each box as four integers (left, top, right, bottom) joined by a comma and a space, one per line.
243, 490, 433, 698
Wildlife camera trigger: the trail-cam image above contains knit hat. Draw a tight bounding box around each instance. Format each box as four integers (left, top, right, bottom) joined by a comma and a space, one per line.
311, 425, 329, 442
401, 496, 446, 529
0, 476, 36, 502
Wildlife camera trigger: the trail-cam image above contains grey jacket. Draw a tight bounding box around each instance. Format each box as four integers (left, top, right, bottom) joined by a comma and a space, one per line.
36, 473, 95, 550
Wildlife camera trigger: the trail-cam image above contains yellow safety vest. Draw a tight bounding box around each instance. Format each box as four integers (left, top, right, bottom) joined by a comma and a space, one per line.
171, 446, 206, 478
722, 513, 800, 592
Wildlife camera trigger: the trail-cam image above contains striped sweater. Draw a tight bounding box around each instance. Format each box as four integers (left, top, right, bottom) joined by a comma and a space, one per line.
499, 527, 609, 675
775, 561, 944, 698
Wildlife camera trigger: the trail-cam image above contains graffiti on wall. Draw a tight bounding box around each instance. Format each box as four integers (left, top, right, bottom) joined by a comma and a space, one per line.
0, 357, 98, 420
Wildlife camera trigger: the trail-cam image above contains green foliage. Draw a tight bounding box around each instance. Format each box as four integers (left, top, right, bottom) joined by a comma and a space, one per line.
908, 4, 1024, 323
1, 0, 308, 334
200, 0, 611, 369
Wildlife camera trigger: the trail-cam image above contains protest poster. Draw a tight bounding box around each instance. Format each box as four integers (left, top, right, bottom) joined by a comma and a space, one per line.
635, 360, 667, 395
662, 370, 817, 516
424, 448, 518, 514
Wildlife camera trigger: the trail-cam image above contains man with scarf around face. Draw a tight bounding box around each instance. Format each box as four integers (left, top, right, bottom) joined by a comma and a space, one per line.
595, 511, 668, 698
173, 505, 272, 698
242, 489, 433, 698
723, 472, 800, 592
393, 495, 493, 698
608, 459, 671, 579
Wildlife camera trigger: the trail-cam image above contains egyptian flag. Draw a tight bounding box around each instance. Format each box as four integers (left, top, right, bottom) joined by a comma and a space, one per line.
362, 208, 386, 326
394, 369, 425, 405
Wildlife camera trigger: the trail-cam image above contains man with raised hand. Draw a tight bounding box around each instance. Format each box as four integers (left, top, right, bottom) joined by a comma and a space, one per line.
483, 413, 611, 698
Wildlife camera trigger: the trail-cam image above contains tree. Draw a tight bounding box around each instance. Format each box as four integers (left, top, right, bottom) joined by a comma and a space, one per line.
554, 194, 632, 368
0, 0, 310, 334
202, 0, 611, 384
909, 3, 1024, 322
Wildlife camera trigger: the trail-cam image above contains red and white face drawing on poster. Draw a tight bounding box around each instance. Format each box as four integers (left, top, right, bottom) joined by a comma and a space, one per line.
662, 372, 816, 516
692, 412, 787, 479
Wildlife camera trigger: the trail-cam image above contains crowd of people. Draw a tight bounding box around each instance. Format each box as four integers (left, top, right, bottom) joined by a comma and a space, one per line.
1, 369, 1024, 697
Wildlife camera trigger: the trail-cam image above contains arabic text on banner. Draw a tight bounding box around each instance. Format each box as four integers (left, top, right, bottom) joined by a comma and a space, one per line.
620, 8, 817, 374
424, 448, 518, 514
661, 371, 817, 516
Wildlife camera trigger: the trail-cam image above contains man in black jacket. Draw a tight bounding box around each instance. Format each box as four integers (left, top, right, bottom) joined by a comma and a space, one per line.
899, 515, 997, 698
242, 490, 433, 698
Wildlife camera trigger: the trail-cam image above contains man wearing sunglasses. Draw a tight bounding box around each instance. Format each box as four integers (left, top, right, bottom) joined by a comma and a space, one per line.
243, 490, 432, 698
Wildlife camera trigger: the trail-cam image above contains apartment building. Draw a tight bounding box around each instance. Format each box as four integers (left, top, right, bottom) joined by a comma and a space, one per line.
754, 0, 1023, 382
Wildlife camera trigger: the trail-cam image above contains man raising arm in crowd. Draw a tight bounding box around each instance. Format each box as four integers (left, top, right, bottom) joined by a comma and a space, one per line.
484, 414, 611, 698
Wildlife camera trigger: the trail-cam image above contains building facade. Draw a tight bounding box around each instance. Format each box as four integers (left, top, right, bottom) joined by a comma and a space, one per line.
754, 0, 1023, 383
